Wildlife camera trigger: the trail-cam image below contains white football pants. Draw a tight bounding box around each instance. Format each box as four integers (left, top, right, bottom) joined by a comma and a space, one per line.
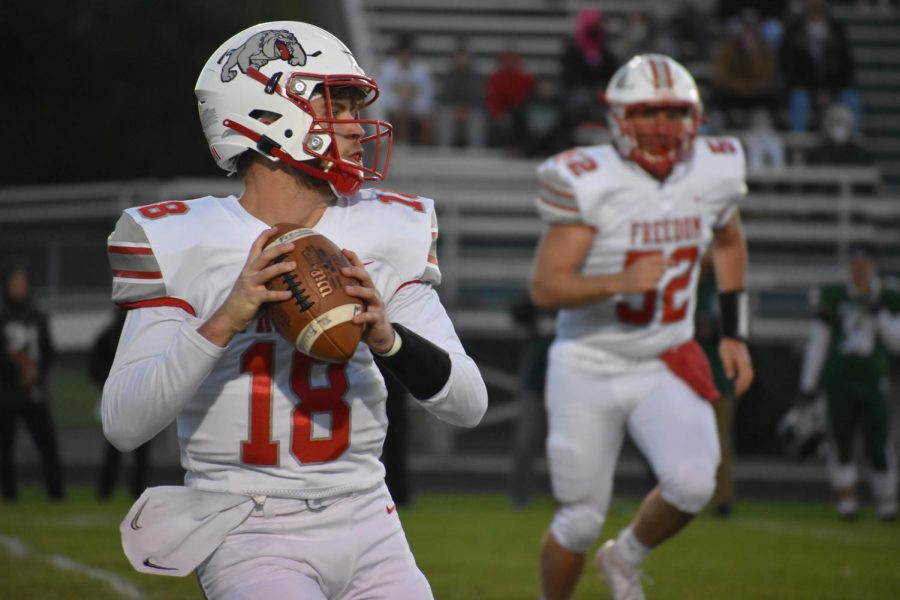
545, 357, 720, 552
197, 483, 433, 599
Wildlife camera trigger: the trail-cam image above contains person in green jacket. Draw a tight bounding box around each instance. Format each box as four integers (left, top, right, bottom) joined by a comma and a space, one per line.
798, 241, 900, 520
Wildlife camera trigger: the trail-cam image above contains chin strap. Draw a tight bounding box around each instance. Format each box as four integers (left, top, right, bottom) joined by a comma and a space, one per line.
223, 119, 364, 195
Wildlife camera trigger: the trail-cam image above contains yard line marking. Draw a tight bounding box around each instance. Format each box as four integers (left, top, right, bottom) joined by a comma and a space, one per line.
49, 555, 145, 600
59, 514, 121, 527
0, 533, 145, 599
734, 517, 899, 547
0, 535, 28, 557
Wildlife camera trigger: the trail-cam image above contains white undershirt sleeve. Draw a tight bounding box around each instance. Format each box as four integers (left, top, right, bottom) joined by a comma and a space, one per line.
877, 308, 900, 353
385, 282, 488, 428
101, 306, 226, 451
799, 319, 831, 395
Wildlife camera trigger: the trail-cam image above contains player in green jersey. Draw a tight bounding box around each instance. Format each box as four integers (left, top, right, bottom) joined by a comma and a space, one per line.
798, 241, 900, 520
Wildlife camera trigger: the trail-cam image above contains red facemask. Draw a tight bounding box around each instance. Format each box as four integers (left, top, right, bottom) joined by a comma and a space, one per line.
621, 104, 697, 180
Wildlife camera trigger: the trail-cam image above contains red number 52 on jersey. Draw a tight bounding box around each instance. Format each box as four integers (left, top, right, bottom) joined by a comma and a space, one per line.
616, 245, 699, 325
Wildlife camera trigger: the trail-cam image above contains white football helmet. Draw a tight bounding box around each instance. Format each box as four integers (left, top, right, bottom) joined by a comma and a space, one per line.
605, 54, 702, 179
195, 21, 392, 195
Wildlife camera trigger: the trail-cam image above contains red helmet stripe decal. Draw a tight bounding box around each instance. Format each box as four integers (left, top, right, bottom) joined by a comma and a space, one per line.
662, 60, 673, 88
648, 57, 673, 90
648, 59, 661, 89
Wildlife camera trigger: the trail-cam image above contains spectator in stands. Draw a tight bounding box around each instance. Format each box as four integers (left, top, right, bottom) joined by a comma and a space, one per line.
486, 48, 534, 150
711, 8, 780, 129
670, 0, 718, 60
717, 0, 788, 22
856, 0, 897, 13
520, 77, 568, 157
807, 103, 874, 166
796, 241, 900, 520
744, 107, 786, 171
780, 0, 861, 132
436, 39, 486, 149
615, 10, 679, 62
377, 34, 435, 145
560, 8, 620, 127
0, 263, 64, 501
91, 308, 152, 500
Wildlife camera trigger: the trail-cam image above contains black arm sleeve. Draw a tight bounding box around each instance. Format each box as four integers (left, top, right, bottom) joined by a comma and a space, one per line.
372, 324, 452, 400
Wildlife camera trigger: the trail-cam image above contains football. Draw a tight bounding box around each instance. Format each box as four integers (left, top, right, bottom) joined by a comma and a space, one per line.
263, 223, 364, 362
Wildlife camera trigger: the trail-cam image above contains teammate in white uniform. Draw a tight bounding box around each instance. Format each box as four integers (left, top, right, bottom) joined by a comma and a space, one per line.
531, 55, 754, 600
101, 22, 487, 599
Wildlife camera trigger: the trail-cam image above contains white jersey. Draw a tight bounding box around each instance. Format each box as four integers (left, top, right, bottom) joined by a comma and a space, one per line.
103, 189, 485, 499
535, 137, 746, 371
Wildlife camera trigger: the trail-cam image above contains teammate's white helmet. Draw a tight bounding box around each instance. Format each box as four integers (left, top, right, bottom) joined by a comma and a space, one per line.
605, 54, 702, 179
195, 21, 392, 195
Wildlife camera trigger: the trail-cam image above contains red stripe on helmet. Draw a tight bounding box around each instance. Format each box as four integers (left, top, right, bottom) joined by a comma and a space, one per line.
662, 60, 674, 88
648, 59, 661, 89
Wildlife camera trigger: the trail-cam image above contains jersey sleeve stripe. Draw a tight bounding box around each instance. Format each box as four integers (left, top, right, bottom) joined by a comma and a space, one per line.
108, 252, 162, 274
108, 244, 153, 255
535, 158, 583, 224
539, 181, 576, 199
396, 279, 426, 293
113, 280, 167, 304
537, 194, 580, 212
535, 199, 585, 225
112, 269, 163, 280
109, 211, 170, 305
117, 297, 197, 316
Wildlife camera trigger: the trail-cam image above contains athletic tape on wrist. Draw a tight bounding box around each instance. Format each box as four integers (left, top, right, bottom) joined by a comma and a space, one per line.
372, 330, 402, 357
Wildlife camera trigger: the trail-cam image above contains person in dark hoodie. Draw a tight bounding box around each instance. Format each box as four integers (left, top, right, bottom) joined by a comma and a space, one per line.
560, 8, 620, 127
0, 263, 64, 501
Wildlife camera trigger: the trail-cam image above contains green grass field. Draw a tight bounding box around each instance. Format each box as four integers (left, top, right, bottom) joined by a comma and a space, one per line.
1, 487, 898, 599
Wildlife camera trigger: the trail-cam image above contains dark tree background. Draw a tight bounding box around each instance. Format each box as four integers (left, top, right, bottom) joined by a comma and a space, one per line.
1, 1, 317, 185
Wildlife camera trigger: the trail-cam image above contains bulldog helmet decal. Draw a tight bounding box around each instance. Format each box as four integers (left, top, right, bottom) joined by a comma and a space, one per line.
218, 29, 322, 83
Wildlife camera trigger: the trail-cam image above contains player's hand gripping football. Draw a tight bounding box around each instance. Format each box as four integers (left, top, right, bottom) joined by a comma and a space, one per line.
199, 227, 297, 346
340, 249, 396, 354
719, 337, 754, 397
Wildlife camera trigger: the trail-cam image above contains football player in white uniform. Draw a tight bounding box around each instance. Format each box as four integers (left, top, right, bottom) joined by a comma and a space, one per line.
531, 55, 754, 600
101, 21, 487, 599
